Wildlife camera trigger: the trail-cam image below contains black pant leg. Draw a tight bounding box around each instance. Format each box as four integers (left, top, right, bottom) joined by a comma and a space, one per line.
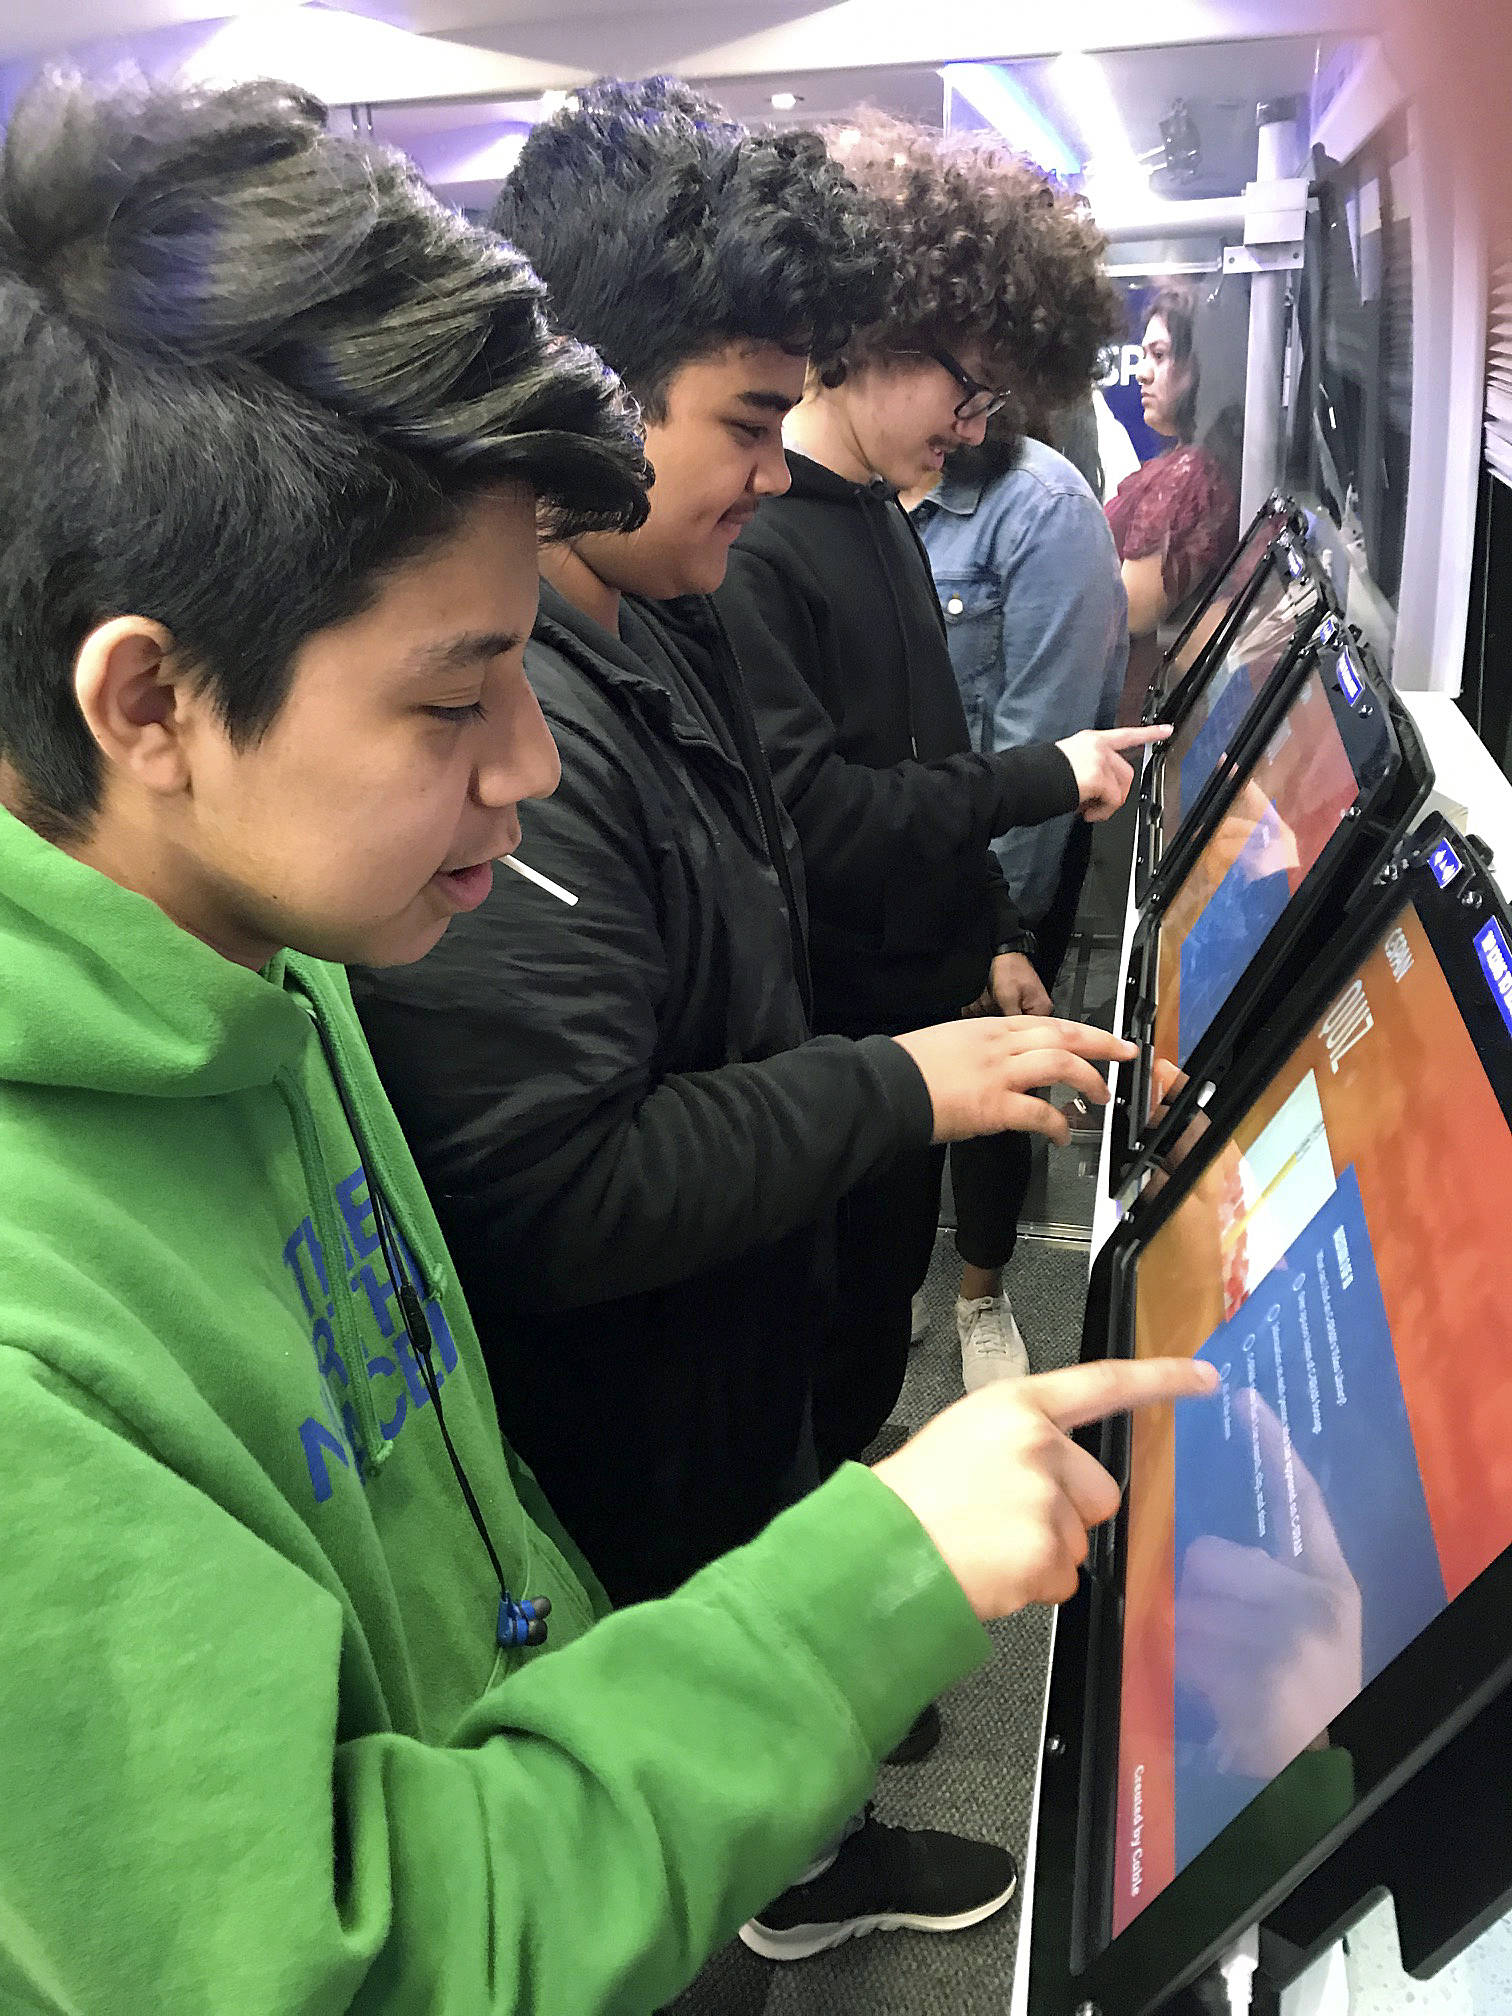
951, 1127, 1034, 1273
1035, 821, 1095, 994
812, 1142, 946, 1472
948, 822, 1097, 1277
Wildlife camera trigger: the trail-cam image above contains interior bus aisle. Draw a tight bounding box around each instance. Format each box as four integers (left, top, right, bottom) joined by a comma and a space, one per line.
666, 1231, 1091, 2016
667, 820, 1134, 2016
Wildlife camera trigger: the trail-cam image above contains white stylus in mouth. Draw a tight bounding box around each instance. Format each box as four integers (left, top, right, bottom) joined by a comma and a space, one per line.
499, 854, 579, 906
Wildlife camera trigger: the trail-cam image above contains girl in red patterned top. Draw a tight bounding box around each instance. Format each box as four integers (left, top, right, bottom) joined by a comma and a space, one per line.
1106, 287, 1240, 712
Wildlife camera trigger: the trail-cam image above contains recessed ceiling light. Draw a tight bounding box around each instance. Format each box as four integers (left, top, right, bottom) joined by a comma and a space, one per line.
770, 91, 799, 111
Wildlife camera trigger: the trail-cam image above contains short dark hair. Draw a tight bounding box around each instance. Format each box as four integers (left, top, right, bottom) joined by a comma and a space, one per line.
0, 72, 650, 840
492, 75, 889, 420
1143, 285, 1201, 442
828, 115, 1124, 417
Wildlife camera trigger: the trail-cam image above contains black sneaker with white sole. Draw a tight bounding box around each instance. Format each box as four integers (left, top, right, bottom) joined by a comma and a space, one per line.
739, 1808, 1017, 1960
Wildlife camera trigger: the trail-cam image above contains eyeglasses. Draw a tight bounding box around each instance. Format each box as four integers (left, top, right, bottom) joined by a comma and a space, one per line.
929, 345, 1011, 423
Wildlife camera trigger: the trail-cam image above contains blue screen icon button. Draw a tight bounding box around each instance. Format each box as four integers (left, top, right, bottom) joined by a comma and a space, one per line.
1429, 839, 1464, 889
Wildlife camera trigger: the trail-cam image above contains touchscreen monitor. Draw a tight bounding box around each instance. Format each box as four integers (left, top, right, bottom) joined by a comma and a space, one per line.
1159, 558, 1323, 858
1114, 886, 1512, 1937
1149, 651, 1375, 1098
1162, 502, 1293, 693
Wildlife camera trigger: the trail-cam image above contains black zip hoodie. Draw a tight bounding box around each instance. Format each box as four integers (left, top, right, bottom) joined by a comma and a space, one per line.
715, 450, 1080, 1037
352, 582, 934, 1604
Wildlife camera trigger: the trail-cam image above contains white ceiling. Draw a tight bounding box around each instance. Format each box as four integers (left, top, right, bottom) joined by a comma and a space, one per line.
1010, 37, 1328, 185
0, 0, 1365, 75
361, 34, 1325, 198
0, 0, 1340, 211
0, 0, 761, 64
369, 61, 949, 145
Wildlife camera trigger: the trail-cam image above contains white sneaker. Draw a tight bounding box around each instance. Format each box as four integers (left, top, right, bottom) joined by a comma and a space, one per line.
910, 1290, 930, 1346
956, 1294, 1030, 1390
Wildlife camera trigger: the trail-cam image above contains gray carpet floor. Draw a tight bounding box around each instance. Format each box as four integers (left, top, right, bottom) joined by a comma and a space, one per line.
667, 920, 1123, 2015
666, 1223, 1094, 2016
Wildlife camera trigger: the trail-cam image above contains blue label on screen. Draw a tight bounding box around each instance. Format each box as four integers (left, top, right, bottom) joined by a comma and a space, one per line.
1475, 919, 1512, 1037
1335, 652, 1363, 705
1171, 1166, 1446, 1873
1428, 839, 1463, 889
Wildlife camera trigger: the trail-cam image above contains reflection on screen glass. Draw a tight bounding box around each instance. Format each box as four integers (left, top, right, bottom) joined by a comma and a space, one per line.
1166, 511, 1289, 684
1113, 904, 1512, 1935
1162, 566, 1321, 851
1150, 664, 1366, 1097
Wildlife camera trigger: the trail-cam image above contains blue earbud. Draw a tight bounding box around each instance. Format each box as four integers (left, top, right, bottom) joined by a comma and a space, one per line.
497, 1592, 552, 1648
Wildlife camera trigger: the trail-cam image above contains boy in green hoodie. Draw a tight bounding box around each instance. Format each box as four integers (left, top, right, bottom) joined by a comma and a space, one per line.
0, 68, 1213, 2014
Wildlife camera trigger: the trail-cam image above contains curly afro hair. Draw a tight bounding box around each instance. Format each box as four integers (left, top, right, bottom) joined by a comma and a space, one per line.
493, 76, 890, 420
826, 114, 1123, 417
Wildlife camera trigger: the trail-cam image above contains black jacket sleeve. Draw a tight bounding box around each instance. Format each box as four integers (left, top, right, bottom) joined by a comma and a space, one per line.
716, 544, 1080, 930
983, 851, 1028, 948
355, 703, 936, 1316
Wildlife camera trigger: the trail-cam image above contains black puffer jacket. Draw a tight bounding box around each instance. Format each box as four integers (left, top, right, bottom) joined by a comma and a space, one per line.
353, 582, 933, 1603
715, 451, 1080, 1036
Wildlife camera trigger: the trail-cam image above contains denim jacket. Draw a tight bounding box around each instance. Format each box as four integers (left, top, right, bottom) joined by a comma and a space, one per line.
912, 438, 1128, 924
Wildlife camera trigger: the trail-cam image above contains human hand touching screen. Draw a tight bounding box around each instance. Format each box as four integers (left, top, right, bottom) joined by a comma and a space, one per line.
1175, 1387, 1362, 1779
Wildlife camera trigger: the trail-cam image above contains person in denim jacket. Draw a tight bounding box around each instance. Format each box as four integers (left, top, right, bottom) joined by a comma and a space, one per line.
909, 428, 1127, 1381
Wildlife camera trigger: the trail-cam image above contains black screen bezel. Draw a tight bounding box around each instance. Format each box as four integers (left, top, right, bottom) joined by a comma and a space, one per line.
1137, 534, 1330, 908
1027, 817, 1512, 2016
1145, 494, 1303, 724
1117, 622, 1431, 1174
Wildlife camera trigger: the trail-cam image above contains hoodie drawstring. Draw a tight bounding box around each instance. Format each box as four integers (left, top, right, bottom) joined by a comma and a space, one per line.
303, 1007, 550, 1650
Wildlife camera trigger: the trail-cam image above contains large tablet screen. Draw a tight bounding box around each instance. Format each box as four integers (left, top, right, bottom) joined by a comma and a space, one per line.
1114, 892, 1512, 1936
1165, 508, 1291, 685
1150, 656, 1367, 1091
1160, 563, 1322, 854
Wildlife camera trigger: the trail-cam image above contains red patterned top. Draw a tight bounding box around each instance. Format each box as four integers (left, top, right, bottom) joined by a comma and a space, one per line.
1104, 445, 1239, 610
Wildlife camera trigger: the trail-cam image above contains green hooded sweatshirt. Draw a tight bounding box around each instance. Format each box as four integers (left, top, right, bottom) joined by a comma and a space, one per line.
0, 805, 991, 2015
